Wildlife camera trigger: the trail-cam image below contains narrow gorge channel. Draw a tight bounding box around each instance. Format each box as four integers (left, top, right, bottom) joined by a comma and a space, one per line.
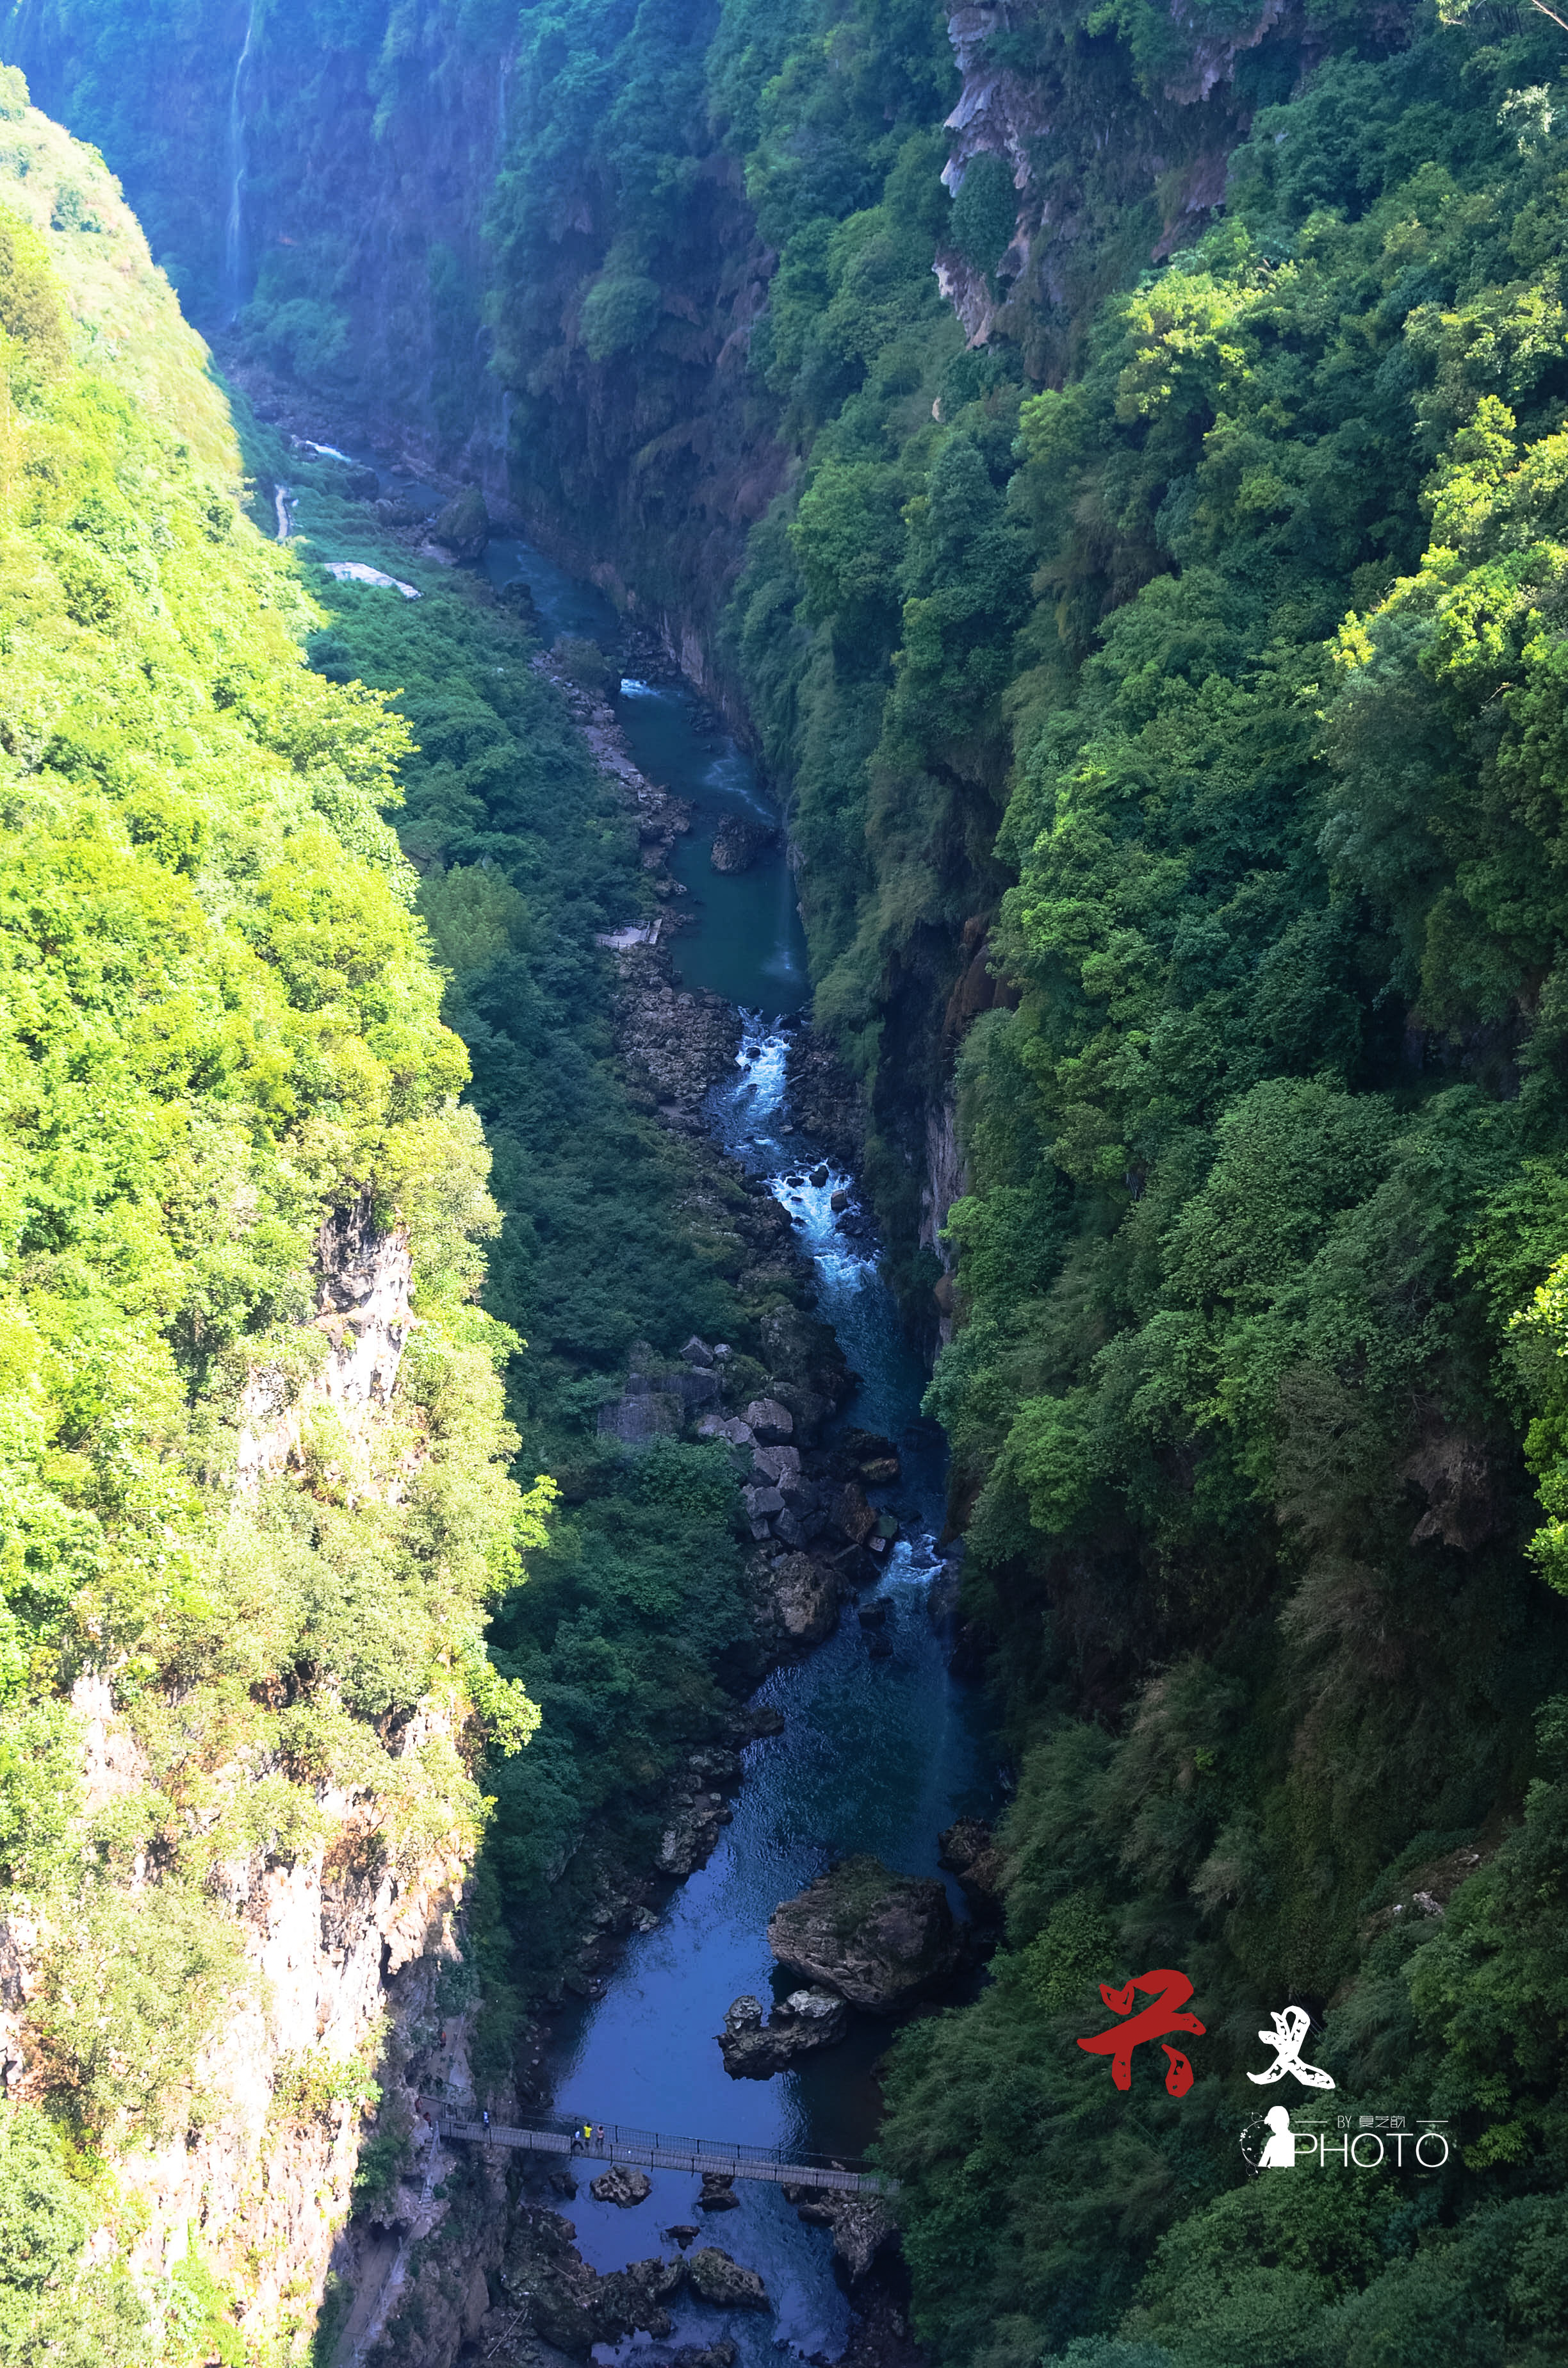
484, 537, 999, 2368
310, 465, 1002, 2365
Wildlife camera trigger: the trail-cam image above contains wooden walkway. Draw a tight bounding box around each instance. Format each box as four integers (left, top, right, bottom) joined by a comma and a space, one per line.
440, 2117, 890, 2196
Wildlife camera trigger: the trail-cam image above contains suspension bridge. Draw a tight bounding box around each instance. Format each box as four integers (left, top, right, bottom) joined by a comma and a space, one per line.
439, 2114, 892, 2195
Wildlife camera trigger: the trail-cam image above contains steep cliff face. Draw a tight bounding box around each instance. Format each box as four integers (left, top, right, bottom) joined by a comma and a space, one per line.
934, 0, 1334, 365
4, 0, 513, 474
0, 83, 533, 2358
238, 1196, 416, 1497
27, 1660, 470, 2357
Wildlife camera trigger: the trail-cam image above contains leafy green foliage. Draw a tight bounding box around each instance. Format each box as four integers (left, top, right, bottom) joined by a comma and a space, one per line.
950, 151, 1018, 275
0, 160, 543, 2337
0, 2105, 149, 2366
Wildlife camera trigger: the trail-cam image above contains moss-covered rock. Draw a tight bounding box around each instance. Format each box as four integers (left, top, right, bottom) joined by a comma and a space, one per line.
767, 1856, 960, 2010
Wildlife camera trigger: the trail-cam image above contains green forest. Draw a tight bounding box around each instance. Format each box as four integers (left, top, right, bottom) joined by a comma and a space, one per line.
10, 0, 1568, 2360
0, 72, 774, 2366
0, 90, 541, 2362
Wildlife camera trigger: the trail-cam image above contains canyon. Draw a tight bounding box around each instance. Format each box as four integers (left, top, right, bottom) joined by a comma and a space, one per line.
6, 1, 1568, 2364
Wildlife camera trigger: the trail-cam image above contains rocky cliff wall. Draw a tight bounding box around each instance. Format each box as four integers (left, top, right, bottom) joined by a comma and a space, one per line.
3, 0, 514, 480
0, 1188, 484, 2357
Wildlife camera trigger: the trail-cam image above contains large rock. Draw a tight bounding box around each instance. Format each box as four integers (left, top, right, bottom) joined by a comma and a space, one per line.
938, 1817, 1006, 1917
717, 1986, 849, 2077
657, 1793, 727, 1876
710, 815, 777, 874
499, 2210, 683, 2357
828, 1480, 877, 1546
740, 1395, 794, 1443
591, 2162, 653, 2207
758, 1552, 838, 1648
599, 1388, 682, 1443
686, 2249, 769, 2310
788, 2187, 897, 2282
768, 1855, 961, 2010
425, 484, 489, 561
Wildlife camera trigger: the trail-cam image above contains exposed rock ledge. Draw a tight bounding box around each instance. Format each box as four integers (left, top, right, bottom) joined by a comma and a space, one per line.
718, 1986, 849, 2075
769, 1855, 961, 2010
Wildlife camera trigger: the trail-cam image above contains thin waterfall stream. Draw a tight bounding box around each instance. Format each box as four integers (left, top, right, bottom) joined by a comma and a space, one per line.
224, 4, 256, 322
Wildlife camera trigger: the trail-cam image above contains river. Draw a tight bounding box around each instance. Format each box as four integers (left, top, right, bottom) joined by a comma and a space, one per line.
481, 530, 999, 2365
325, 466, 1000, 2363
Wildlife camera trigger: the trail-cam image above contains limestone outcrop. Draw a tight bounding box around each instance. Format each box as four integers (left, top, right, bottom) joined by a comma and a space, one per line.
717, 1986, 849, 2075
768, 1856, 961, 2010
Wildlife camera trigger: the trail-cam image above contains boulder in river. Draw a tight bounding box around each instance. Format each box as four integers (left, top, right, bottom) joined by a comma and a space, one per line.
756, 1551, 838, 1648
591, 2162, 653, 2207
788, 2187, 898, 2282
717, 1986, 849, 2076
768, 1855, 961, 2010
425, 484, 489, 561
710, 814, 777, 874
657, 1793, 727, 1876
698, 2172, 740, 2211
686, 2249, 769, 2310
829, 1481, 878, 1547
500, 2208, 682, 2356
497, 575, 541, 623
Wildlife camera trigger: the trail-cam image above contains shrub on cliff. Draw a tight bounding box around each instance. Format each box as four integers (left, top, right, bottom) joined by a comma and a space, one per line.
0, 138, 546, 2207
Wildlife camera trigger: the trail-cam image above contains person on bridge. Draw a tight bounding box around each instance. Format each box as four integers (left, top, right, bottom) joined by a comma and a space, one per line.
595, 2123, 605, 2149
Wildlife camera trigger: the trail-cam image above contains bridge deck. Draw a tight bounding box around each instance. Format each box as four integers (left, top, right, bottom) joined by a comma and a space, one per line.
440, 2119, 890, 2196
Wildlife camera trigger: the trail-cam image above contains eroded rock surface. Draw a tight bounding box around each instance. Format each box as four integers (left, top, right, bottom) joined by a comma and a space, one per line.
493, 2212, 694, 2357
785, 2185, 898, 2282
769, 1856, 960, 2010
425, 484, 489, 561
717, 1986, 849, 2076
755, 1550, 840, 1648
590, 2161, 653, 2207
687, 2248, 770, 2309
938, 1817, 1006, 1917
710, 813, 777, 873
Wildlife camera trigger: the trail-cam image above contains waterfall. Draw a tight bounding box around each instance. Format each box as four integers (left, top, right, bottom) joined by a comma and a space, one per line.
223, 3, 256, 322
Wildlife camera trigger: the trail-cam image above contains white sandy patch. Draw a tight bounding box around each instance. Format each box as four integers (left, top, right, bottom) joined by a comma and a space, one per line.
323, 560, 421, 600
